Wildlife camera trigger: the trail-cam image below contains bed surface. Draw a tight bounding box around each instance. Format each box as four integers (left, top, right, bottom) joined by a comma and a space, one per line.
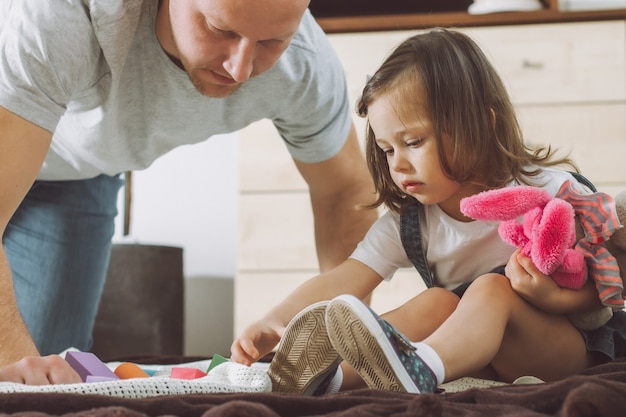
1, 356, 625, 417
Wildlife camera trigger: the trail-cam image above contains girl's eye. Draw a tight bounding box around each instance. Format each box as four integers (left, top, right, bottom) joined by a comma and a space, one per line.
407, 138, 424, 148
382, 148, 394, 155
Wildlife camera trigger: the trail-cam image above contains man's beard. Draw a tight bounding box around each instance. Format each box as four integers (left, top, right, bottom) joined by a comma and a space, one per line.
165, 25, 242, 98
187, 68, 243, 98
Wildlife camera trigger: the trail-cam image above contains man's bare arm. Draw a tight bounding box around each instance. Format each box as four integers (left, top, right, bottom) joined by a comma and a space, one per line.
295, 123, 378, 272
0, 105, 52, 366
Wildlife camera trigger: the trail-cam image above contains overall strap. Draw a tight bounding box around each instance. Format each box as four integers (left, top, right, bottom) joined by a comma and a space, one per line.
399, 202, 435, 288
569, 171, 597, 192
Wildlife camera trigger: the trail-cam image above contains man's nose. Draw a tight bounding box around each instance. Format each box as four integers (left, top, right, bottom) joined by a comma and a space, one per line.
224, 38, 254, 82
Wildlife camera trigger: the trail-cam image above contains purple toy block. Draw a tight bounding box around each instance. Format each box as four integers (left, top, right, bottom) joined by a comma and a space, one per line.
65, 351, 119, 383
85, 375, 119, 383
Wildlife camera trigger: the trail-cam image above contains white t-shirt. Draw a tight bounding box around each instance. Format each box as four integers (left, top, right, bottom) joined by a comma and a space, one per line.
350, 168, 590, 289
0, 0, 351, 180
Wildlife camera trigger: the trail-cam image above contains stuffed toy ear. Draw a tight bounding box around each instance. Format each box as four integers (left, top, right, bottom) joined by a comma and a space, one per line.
531, 198, 577, 275
498, 219, 529, 252
460, 186, 554, 221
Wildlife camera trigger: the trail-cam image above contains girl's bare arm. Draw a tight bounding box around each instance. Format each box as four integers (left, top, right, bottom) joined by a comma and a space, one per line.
231, 258, 383, 365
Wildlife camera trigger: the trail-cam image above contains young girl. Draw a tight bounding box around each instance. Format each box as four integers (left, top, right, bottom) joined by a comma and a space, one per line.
230, 28, 626, 395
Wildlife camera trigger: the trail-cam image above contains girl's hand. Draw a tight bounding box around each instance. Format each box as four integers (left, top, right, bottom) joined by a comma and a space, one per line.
505, 249, 560, 311
0, 355, 81, 385
505, 249, 604, 314
230, 320, 283, 366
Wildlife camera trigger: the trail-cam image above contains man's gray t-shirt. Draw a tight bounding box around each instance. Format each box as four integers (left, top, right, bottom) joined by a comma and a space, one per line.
0, 0, 351, 180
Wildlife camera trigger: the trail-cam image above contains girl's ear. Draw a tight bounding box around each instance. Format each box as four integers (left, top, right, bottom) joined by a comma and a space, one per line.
490, 108, 496, 128
460, 186, 553, 221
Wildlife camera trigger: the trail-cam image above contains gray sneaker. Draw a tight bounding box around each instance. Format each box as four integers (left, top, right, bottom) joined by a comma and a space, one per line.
326, 294, 437, 394
267, 301, 341, 396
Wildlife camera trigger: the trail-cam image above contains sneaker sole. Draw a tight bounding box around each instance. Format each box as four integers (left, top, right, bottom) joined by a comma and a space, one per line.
267, 301, 341, 395
326, 296, 420, 393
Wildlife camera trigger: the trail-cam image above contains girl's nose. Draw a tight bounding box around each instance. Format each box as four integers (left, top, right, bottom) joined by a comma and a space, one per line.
389, 151, 410, 172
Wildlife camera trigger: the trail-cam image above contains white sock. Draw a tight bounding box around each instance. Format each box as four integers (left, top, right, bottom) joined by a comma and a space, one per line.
324, 365, 343, 394
411, 342, 445, 385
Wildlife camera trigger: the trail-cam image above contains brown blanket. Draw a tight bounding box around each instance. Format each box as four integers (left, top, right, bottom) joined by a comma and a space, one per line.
1, 357, 625, 417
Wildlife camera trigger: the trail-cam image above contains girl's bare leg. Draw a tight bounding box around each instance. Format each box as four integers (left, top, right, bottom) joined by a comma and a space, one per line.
424, 273, 597, 383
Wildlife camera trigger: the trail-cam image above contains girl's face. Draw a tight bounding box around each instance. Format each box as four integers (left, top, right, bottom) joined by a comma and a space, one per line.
368, 94, 476, 220
157, 0, 308, 98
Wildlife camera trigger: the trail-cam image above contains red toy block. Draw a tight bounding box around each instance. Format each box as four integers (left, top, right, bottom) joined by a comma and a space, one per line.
170, 367, 207, 380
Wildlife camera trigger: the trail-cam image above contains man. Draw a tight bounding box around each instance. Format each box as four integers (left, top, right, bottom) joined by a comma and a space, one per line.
0, 0, 377, 383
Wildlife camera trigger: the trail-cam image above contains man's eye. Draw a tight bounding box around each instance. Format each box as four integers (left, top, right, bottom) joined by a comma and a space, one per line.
262, 39, 286, 47
205, 22, 231, 38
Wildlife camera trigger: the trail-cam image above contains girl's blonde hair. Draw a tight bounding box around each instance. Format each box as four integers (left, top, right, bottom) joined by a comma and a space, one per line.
357, 28, 577, 213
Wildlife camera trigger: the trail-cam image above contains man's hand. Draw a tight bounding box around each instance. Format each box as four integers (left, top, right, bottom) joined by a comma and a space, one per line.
0, 355, 81, 385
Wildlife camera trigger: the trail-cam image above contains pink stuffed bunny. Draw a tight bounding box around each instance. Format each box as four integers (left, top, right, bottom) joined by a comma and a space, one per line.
460, 186, 586, 289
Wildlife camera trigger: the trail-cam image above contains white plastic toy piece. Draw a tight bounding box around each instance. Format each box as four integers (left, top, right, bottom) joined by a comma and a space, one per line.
468, 0, 543, 14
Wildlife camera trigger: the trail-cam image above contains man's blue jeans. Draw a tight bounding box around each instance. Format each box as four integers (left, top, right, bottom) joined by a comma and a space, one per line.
3, 174, 124, 355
